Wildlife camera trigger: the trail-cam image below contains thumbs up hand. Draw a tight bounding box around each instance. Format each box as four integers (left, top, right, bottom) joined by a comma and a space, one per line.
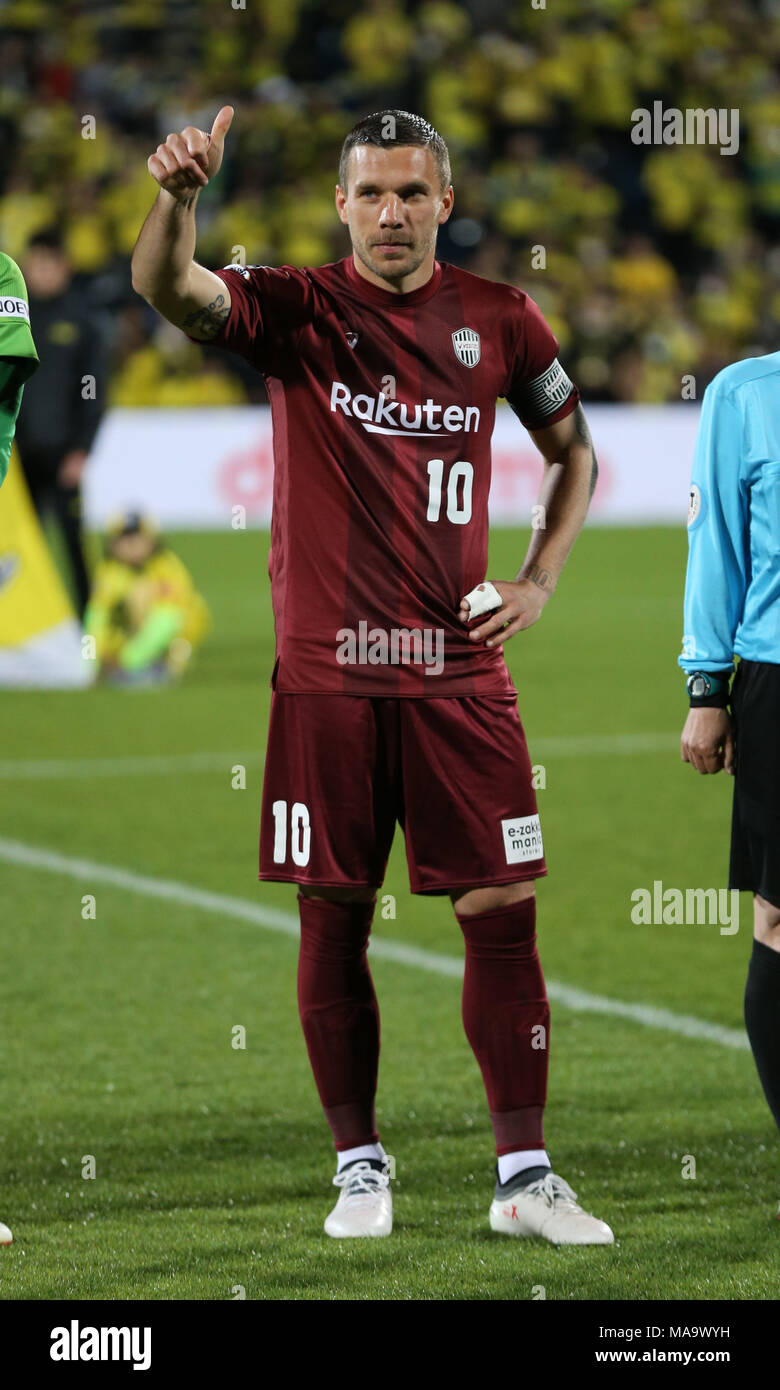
147, 105, 234, 202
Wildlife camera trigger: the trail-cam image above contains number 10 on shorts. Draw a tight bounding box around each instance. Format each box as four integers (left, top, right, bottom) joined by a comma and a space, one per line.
272, 799, 311, 866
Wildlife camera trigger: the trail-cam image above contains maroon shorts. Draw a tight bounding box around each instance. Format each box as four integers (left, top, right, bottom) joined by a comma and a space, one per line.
258, 689, 546, 896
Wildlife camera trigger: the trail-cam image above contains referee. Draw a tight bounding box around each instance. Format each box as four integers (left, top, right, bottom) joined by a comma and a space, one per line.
680, 350, 780, 1138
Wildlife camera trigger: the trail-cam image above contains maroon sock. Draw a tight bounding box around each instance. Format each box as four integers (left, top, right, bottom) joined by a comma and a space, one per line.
456, 897, 550, 1156
297, 894, 380, 1150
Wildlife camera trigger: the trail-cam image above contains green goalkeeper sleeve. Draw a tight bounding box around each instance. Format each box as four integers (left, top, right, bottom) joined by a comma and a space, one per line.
0, 252, 39, 488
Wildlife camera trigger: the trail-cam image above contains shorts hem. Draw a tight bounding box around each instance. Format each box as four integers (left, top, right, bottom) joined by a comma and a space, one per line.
258, 873, 381, 889
728, 877, 780, 911
409, 866, 547, 896
258, 867, 548, 895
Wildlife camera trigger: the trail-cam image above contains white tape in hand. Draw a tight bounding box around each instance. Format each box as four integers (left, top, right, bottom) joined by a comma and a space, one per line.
461, 580, 503, 620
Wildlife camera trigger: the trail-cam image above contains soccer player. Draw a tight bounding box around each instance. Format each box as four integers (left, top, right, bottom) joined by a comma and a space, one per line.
680, 351, 780, 1145
0, 251, 39, 491
0, 249, 39, 1247
131, 107, 613, 1245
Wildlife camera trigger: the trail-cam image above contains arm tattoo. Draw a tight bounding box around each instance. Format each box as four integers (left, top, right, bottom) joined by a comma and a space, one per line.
572, 403, 599, 498
182, 293, 229, 340
527, 564, 555, 592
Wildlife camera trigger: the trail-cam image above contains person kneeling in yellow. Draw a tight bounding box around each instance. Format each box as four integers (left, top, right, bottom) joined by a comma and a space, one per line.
85, 512, 209, 683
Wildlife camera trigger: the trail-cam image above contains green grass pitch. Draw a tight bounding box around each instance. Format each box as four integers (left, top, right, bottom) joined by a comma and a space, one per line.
0, 526, 775, 1300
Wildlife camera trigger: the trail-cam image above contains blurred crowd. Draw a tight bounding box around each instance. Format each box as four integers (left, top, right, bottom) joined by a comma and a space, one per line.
1, 0, 777, 405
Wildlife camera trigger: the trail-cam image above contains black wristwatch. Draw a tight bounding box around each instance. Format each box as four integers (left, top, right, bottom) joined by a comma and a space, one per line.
686, 670, 732, 709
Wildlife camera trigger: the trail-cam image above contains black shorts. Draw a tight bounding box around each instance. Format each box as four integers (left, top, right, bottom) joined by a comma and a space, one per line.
729, 660, 780, 909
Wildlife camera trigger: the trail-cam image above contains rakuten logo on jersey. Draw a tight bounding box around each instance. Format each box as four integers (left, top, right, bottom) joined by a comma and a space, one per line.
330, 382, 480, 436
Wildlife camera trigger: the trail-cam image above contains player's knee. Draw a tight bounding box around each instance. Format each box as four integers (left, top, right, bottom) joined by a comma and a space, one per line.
452, 880, 536, 917
298, 884, 379, 904
754, 894, 780, 947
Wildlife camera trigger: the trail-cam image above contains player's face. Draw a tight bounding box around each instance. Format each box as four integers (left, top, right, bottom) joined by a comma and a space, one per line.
22, 247, 70, 298
336, 145, 453, 290
111, 532, 155, 568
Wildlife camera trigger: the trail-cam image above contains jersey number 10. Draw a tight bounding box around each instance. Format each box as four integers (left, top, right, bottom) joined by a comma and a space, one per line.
426, 459, 473, 525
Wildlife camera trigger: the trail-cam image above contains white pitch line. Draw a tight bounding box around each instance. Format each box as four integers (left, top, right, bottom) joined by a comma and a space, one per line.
0, 836, 748, 1052
0, 752, 259, 780
0, 733, 678, 780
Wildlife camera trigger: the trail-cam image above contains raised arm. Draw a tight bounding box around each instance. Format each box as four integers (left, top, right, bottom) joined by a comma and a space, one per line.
130, 105, 235, 341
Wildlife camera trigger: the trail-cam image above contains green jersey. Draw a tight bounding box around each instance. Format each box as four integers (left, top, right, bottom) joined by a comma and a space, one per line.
0, 252, 39, 488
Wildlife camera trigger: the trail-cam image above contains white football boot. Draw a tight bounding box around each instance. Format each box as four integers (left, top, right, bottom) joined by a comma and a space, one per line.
324, 1160, 392, 1238
0, 1222, 12, 1246
490, 1169, 614, 1245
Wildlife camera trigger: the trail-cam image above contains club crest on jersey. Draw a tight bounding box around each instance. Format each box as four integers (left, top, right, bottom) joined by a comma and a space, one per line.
452, 327, 481, 368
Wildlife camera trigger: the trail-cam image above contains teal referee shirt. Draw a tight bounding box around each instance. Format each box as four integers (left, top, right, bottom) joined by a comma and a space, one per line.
679, 352, 780, 674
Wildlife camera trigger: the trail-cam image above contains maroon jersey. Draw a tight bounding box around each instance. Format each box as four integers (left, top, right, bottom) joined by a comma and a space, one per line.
194, 256, 579, 695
